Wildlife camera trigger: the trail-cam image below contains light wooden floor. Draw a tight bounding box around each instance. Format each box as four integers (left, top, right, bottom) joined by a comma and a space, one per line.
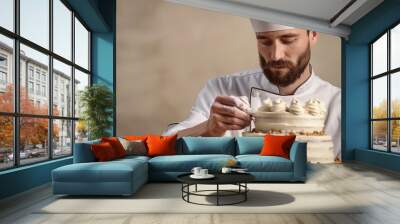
1, 162, 400, 224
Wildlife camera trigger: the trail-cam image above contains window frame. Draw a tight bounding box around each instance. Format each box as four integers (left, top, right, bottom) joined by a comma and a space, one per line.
0, 70, 7, 85
370, 21, 400, 154
0, 0, 92, 171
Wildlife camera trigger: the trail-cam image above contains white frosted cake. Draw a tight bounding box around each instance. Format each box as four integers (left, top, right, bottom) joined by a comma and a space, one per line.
252, 98, 326, 136
243, 97, 335, 163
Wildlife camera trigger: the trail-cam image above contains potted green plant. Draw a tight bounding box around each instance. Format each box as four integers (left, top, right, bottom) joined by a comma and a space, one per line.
79, 84, 113, 140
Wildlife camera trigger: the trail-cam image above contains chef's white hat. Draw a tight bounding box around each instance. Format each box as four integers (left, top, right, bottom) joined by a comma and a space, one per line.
250, 19, 294, 32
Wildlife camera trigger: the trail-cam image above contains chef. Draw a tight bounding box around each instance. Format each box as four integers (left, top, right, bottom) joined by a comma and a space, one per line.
162, 19, 341, 161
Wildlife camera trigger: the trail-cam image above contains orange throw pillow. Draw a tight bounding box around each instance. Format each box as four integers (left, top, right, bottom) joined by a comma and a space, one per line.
91, 142, 117, 162
260, 135, 296, 159
146, 135, 177, 157
124, 135, 148, 141
101, 137, 127, 158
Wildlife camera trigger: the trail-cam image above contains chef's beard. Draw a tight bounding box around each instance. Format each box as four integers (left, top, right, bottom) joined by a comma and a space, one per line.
259, 43, 311, 87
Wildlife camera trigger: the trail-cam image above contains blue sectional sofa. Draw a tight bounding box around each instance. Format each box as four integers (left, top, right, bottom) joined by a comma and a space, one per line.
52, 137, 307, 196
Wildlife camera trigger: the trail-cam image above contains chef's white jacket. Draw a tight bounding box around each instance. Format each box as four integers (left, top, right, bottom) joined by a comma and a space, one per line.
163, 68, 341, 158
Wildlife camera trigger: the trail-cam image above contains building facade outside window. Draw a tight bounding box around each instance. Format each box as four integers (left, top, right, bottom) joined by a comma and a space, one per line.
0, 0, 91, 170
0, 54, 8, 91
28, 81, 33, 94
0, 71, 6, 85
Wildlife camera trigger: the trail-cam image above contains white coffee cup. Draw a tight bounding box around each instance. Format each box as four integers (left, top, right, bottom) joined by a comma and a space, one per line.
191, 167, 202, 176
221, 167, 232, 174
199, 169, 208, 176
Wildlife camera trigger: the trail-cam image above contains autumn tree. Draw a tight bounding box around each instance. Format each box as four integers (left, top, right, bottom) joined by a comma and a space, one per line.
372, 99, 400, 143
392, 99, 400, 143
0, 116, 12, 150
0, 85, 14, 151
372, 100, 387, 140
75, 119, 87, 142
0, 84, 59, 152
0, 84, 13, 111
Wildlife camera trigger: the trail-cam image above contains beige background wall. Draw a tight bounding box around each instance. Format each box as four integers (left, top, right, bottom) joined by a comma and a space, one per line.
116, 0, 341, 136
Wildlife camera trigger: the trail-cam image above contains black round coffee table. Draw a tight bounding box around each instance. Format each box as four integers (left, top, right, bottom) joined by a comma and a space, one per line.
177, 173, 255, 206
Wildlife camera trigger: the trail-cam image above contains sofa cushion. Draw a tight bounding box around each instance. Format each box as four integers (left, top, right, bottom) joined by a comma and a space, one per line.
236, 155, 293, 172
236, 137, 263, 155
115, 155, 150, 163
91, 142, 118, 161
52, 158, 148, 183
101, 137, 127, 158
118, 138, 147, 156
260, 135, 296, 159
148, 154, 235, 172
177, 137, 236, 155
146, 135, 177, 157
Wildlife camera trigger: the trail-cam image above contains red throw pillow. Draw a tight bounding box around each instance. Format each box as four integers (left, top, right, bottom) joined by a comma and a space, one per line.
101, 137, 127, 158
146, 135, 177, 157
259, 134, 296, 159
91, 142, 118, 161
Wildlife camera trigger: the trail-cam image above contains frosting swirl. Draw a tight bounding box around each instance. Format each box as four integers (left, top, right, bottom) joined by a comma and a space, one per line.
305, 98, 326, 116
255, 98, 327, 117
271, 99, 287, 112
258, 98, 272, 112
289, 98, 305, 115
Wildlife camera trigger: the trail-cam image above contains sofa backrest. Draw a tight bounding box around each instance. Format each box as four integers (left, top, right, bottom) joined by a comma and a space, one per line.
73, 139, 100, 163
77, 136, 306, 160
177, 137, 236, 155
235, 137, 264, 155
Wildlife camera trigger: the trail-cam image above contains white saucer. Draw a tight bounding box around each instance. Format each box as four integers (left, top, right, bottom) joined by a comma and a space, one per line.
190, 174, 215, 179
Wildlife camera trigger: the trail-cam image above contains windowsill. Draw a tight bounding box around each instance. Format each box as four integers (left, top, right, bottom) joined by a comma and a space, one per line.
0, 156, 72, 176
357, 148, 400, 156
355, 148, 400, 172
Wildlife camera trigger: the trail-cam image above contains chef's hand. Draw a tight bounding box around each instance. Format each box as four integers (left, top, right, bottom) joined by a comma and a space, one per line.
205, 96, 252, 136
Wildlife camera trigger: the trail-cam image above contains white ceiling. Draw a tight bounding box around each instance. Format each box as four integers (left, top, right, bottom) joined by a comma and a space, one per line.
230, 0, 352, 22
165, 0, 384, 38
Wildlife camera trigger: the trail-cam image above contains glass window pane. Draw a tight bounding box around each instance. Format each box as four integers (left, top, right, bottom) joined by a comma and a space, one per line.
392, 120, 400, 153
0, 34, 14, 112
75, 120, 88, 143
20, 0, 49, 49
74, 18, 89, 70
53, 59, 72, 117
0, 116, 14, 170
53, 0, 72, 60
391, 24, 400, 70
372, 121, 388, 151
372, 33, 387, 76
74, 69, 89, 118
53, 119, 72, 157
392, 72, 400, 118
0, 0, 14, 31
20, 117, 49, 165
20, 44, 49, 115
372, 76, 387, 119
